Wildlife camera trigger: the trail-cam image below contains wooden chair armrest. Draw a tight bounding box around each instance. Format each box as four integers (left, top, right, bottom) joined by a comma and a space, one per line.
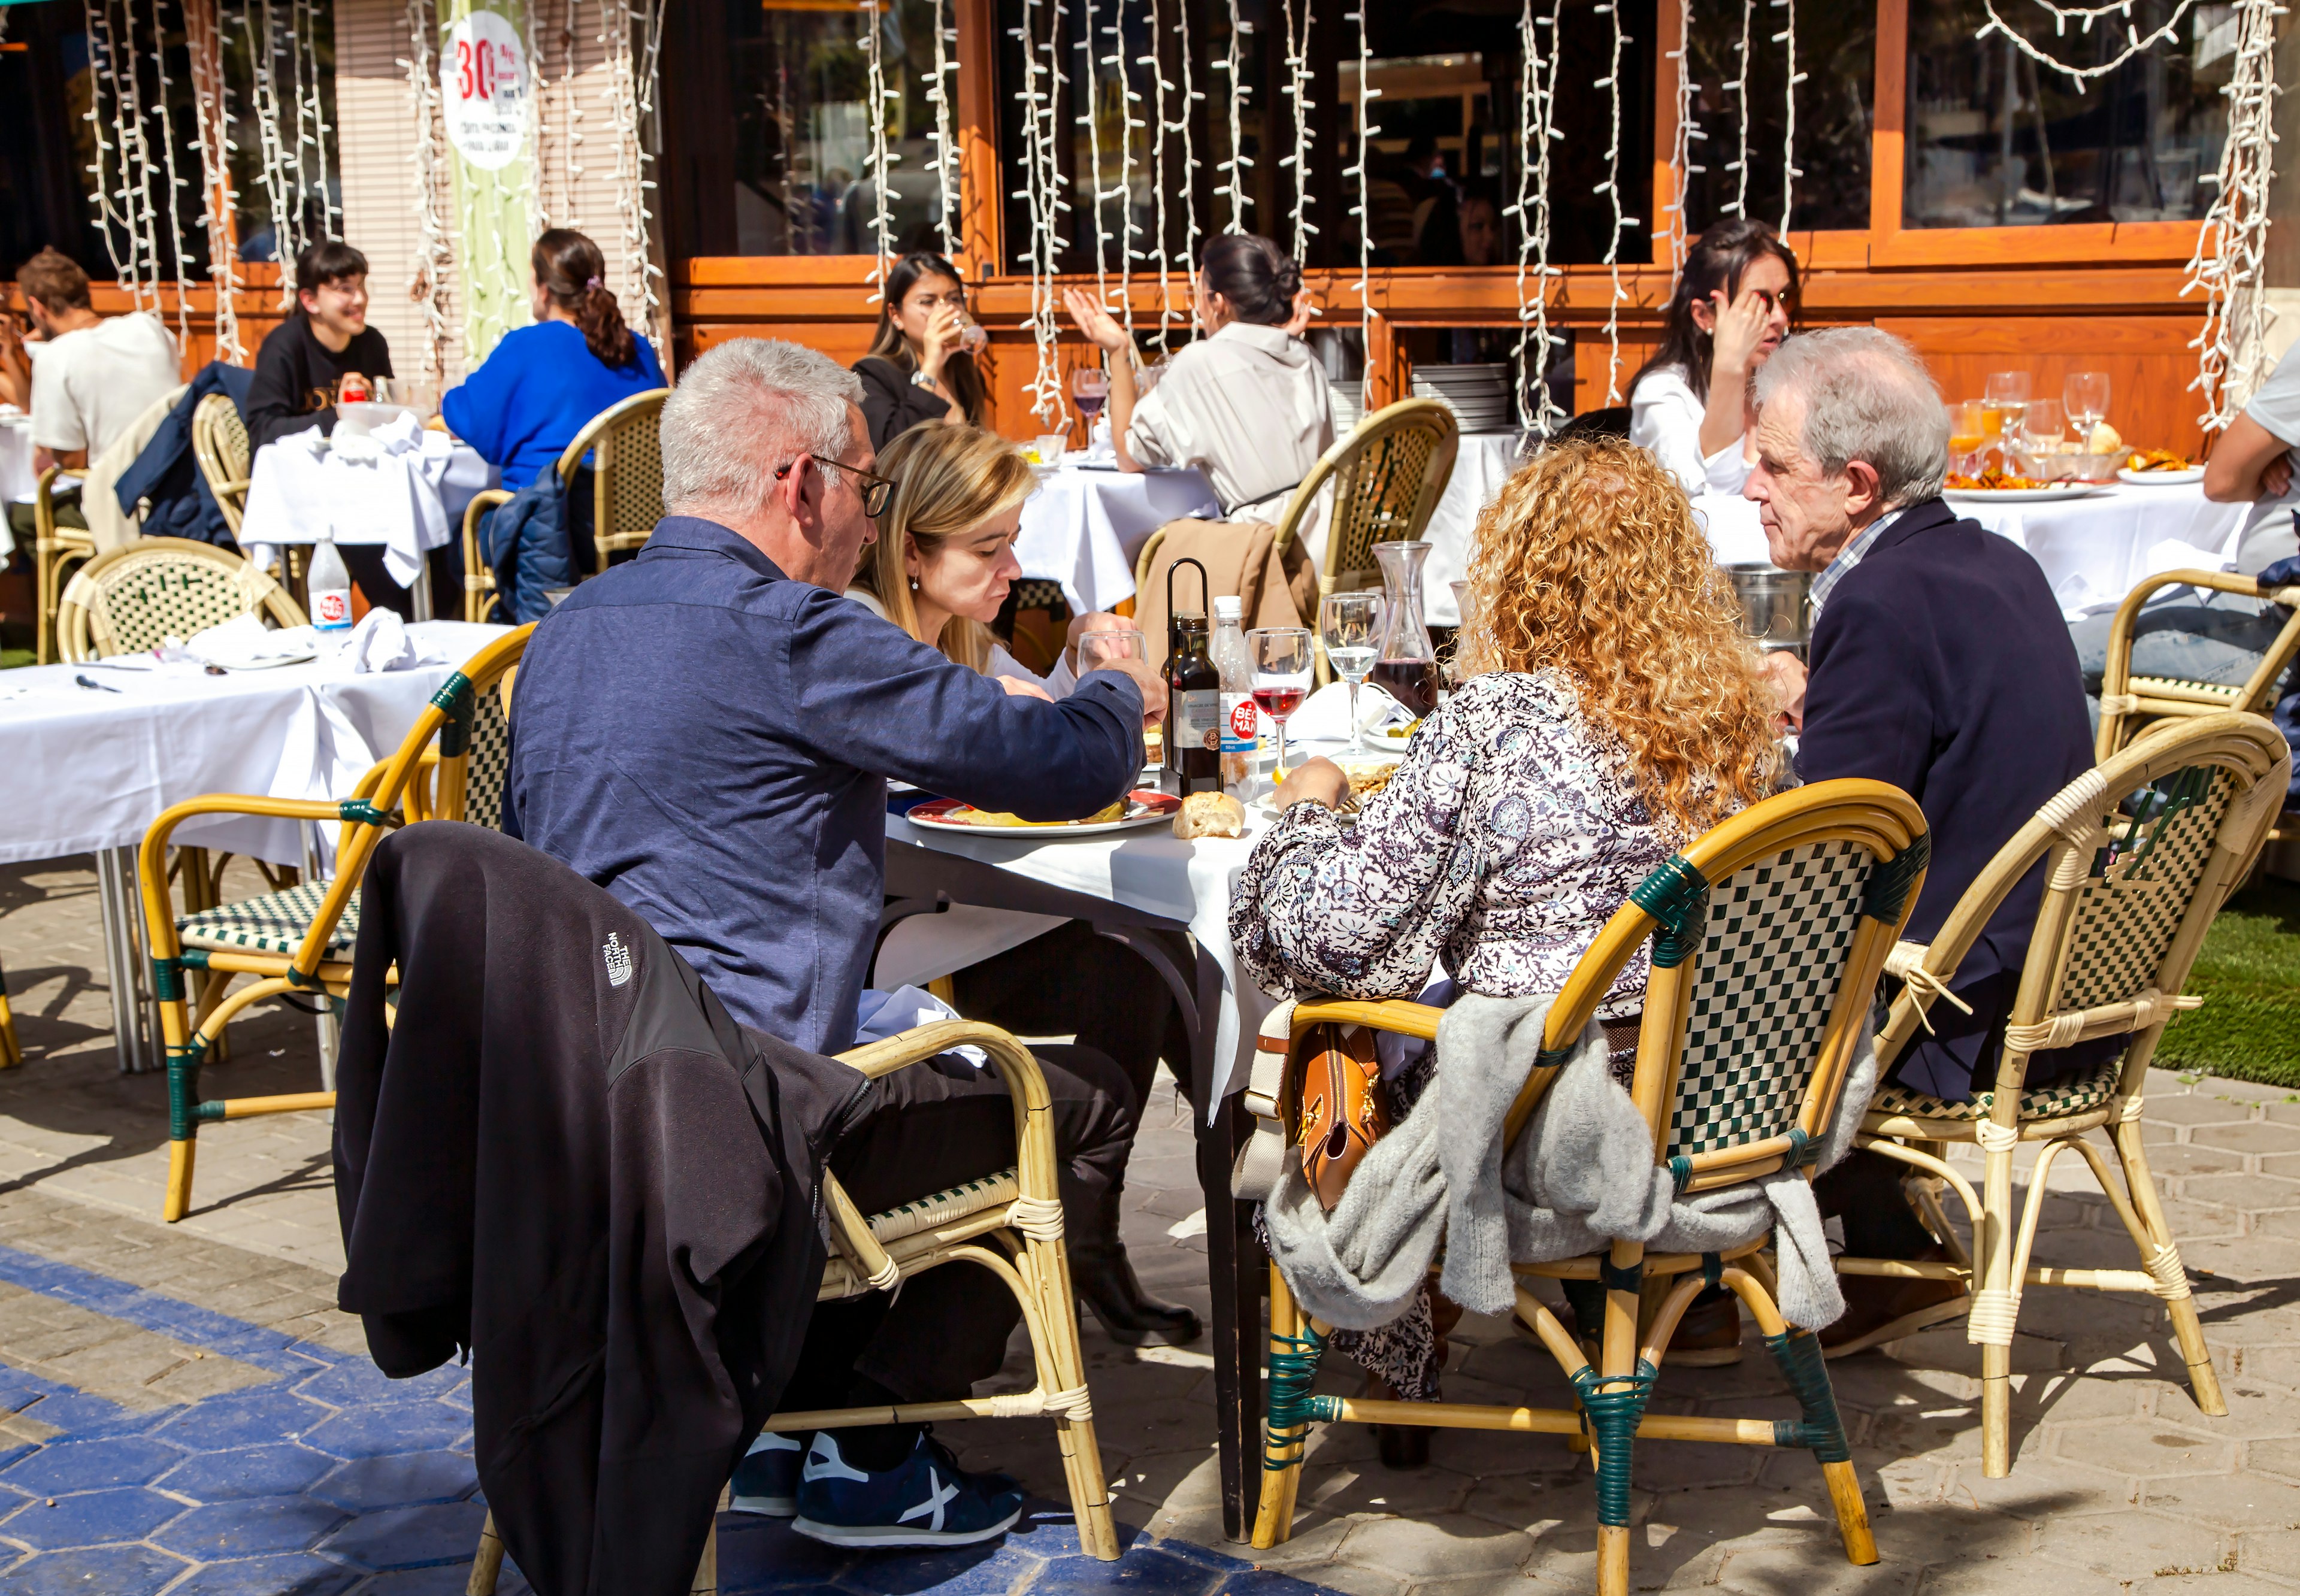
1291, 998, 1444, 1043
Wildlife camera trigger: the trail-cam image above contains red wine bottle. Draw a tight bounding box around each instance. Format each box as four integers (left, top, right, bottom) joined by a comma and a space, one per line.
1165, 614, 1223, 794
1370, 658, 1439, 716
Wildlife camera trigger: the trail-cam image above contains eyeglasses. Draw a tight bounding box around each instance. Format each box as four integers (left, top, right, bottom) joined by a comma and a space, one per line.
776, 456, 897, 518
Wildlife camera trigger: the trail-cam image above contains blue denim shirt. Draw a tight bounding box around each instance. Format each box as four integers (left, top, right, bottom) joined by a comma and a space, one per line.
504, 516, 1145, 1052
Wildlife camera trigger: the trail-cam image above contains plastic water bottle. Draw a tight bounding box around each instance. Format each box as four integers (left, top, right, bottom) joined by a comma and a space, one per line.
1211, 596, 1257, 796
308, 536, 353, 633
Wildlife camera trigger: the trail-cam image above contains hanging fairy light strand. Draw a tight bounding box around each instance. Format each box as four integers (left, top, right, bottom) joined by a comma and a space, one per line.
561, 0, 585, 228
522, 0, 551, 235
108, 0, 165, 314
1110, 3, 1143, 340
2184, 0, 2284, 429
1141, 0, 1179, 345
1510, 0, 1566, 432
247, 0, 300, 299
1174, 0, 1203, 327
1979, 0, 2202, 85
1724, 0, 1754, 215
862, 0, 896, 299
1594, 0, 1636, 402
1660, 0, 1698, 270
400, 0, 456, 384
601, 0, 668, 355
1773, 0, 1800, 233
1279, 0, 1316, 263
189, 0, 244, 362
151, 0, 198, 346
1079, 0, 1109, 302
925, 0, 960, 255
1346, 1, 1376, 345
1011, 0, 1069, 422
1213, 0, 1250, 232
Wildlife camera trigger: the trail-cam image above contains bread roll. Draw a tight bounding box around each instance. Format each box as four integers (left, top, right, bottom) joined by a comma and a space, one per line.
1173, 790, 1245, 840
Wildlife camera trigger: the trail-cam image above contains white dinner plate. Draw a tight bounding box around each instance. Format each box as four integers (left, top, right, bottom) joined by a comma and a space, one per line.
1943, 484, 2109, 505
192, 644, 319, 670
2117, 466, 2206, 486
906, 791, 1180, 837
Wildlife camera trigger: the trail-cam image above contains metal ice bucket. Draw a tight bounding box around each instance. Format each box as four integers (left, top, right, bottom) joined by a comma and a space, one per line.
1724, 564, 1812, 656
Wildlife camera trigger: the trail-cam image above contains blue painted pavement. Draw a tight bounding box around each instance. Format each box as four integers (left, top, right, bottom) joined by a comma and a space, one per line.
0, 1243, 1331, 1595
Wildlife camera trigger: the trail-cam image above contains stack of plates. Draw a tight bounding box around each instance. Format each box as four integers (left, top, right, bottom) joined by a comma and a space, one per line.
1411, 363, 1514, 433
1330, 380, 1365, 435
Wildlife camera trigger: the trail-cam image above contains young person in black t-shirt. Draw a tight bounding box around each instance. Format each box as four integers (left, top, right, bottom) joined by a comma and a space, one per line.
246, 240, 394, 449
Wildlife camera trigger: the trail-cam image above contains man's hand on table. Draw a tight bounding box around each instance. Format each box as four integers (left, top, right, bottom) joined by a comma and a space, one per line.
1759, 651, 1807, 734
1273, 756, 1349, 812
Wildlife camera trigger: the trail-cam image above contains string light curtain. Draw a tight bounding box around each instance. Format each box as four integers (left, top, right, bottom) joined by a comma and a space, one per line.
1594, 0, 1635, 402
1013, 0, 1070, 423
863, 0, 897, 299
1214, 0, 1251, 232
601, 0, 668, 358
927, 0, 960, 255
1346, 0, 1375, 346
1511, 0, 1566, 432
2185, 0, 2283, 428
1771, 0, 1799, 232
401, 0, 457, 384
1110, 2, 1143, 340
1279, 0, 1315, 264
1079, 0, 1110, 303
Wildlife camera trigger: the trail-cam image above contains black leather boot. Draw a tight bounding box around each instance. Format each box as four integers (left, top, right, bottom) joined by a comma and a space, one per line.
1069, 1193, 1202, 1347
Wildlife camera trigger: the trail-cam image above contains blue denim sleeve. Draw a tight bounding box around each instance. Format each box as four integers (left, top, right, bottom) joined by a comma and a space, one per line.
783, 587, 1144, 819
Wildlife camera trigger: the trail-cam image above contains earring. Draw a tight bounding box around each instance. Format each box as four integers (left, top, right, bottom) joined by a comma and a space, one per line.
909, 576, 919, 591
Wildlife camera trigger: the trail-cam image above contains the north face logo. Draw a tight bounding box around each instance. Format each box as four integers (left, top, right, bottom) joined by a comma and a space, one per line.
603, 932, 634, 988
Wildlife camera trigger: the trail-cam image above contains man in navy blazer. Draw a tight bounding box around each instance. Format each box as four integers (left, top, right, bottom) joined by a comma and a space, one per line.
1747, 328, 2098, 1352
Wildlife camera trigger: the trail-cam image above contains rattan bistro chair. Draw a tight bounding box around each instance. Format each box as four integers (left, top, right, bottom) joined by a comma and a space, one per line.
1129, 397, 1459, 638
468, 1015, 1121, 1590
190, 392, 254, 540
2096, 567, 2300, 761
58, 538, 308, 662
32, 465, 96, 666
1249, 779, 1929, 1596
461, 387, 670, 621
1842, 710, 2290, 1478
135, 626, 532, 1222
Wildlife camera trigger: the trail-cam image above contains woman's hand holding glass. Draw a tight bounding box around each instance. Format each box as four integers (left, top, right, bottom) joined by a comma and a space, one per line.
1318, 592, 1382, 755
1068, 611, 1140, 672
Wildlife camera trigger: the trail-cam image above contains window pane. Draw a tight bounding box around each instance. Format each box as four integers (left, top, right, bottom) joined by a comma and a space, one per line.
725, 0, 949, 258
1682, 0, 1874, 235
1906, 0, 2223, 227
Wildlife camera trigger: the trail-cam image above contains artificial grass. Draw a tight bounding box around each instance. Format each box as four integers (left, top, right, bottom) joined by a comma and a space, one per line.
0, 649, 31, 671
2153, 876, 2300, 1086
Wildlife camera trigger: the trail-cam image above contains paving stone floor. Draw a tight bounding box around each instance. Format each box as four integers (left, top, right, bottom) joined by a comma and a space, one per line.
6, 856, 2300, 1592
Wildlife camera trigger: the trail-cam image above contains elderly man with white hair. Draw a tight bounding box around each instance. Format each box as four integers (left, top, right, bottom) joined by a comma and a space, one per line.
504, 338, 1167, 1547
1747, 327, 2113, 1355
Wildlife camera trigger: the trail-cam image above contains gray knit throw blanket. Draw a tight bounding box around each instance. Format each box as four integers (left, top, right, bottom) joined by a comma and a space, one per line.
1262, 991, 1878, 1333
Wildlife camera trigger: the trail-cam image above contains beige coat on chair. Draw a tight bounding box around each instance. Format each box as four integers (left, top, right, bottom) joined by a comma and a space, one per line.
1134, 517, 1320, 671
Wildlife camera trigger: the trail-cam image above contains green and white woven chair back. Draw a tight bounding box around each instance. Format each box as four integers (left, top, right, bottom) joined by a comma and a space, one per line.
458, 683, 515, 831
63, 548, 280, 658
2053, 765, 2234, 1016
603, 407, 665, 545
1663, 838, 1879, 1161
1326, 420, 1448, 590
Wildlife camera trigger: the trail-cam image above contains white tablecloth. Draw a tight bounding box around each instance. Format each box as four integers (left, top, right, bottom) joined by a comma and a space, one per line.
1950, 483, 2251, 619
0, 620, 509, 867
0, 413, 35, 510
1014, 466, 1221, 616
240, 430, 496, 587
1420, 433, 1523, 625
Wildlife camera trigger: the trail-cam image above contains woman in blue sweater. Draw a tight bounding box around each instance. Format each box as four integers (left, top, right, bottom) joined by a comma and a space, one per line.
442, 229, 664, 494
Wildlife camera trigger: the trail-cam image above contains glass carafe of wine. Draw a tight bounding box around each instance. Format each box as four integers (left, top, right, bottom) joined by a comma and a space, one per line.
1370, 540, 1440, 716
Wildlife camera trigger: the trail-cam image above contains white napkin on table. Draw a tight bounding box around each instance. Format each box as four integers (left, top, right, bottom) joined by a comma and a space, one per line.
184, 613, 319, 668
1284, 680, 1414, 743
339, 607, 449, 673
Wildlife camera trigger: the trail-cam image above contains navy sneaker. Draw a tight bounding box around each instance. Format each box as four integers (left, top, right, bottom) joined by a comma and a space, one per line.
729, 1430, 804, 1516
791, 1430, 1024, 1547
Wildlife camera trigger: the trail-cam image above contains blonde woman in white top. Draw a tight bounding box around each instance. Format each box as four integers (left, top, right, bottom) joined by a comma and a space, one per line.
1627, 221, 1799, 563
846, 421, 1135, 698
1061, 234, 1335, 555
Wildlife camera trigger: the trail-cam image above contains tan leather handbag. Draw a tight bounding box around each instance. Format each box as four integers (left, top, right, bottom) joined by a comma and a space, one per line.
1297, 1023, 1387, 1210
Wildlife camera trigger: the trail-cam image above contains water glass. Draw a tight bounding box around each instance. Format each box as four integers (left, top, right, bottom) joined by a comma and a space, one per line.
2065, 371, 2111, 441
1318, 592, 1382, 754
1984, 371, 2031, 429
2020, 397, 2066, 452
1076, 628, 1143, 671
1248, 627, 1315, 785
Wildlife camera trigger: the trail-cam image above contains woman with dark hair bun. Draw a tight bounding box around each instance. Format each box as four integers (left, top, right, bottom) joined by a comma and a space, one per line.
854, 250, 986, 449
1061, 233, 1335, 549
439, 228, 666, 493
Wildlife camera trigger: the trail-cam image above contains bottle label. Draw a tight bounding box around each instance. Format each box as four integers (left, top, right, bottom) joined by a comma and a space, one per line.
313, 589, 352, 630
1219, 692, 1257, 755
1175, 689, 1222, 753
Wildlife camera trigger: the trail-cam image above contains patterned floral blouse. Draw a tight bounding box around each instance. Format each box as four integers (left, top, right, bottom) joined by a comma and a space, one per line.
1230, 669, 1683, 1019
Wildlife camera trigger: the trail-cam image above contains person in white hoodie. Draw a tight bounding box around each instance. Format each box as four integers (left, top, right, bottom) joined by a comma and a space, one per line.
1061, 233, 1336, 562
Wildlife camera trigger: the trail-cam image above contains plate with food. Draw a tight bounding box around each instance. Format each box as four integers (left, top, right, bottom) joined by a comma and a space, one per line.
1943, 470, 2104, 504
2118, 449, 2205, 486
905, 790, 1181, 836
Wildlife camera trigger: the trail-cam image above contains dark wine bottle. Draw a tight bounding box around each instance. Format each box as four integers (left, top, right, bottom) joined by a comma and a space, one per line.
1164, 613, 1223, 795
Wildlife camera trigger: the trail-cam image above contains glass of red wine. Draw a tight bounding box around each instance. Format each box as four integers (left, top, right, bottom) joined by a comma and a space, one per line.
1072, 367, 1110, 430
1248, 626, 1314, 790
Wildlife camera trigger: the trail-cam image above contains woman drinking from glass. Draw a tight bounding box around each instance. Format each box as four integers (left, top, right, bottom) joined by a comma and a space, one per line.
853, 251, 987, 450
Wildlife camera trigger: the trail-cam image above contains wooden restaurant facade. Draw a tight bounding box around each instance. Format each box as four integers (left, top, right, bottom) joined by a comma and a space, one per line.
4, 0, 2296, 455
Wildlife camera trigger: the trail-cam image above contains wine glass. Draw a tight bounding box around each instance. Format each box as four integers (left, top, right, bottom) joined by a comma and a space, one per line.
1318, 592, 1382, 755
1948, 401, 1989, 473
1984, 371, 2031, 432
1071, 367, 1111, 431
2020, 396, 2065, 453
1248, 627, 1315, 787
2065, 371, 2110, 447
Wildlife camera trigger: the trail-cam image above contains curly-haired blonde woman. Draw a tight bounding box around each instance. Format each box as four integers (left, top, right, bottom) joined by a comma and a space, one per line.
1229, 437, 1780, 1447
